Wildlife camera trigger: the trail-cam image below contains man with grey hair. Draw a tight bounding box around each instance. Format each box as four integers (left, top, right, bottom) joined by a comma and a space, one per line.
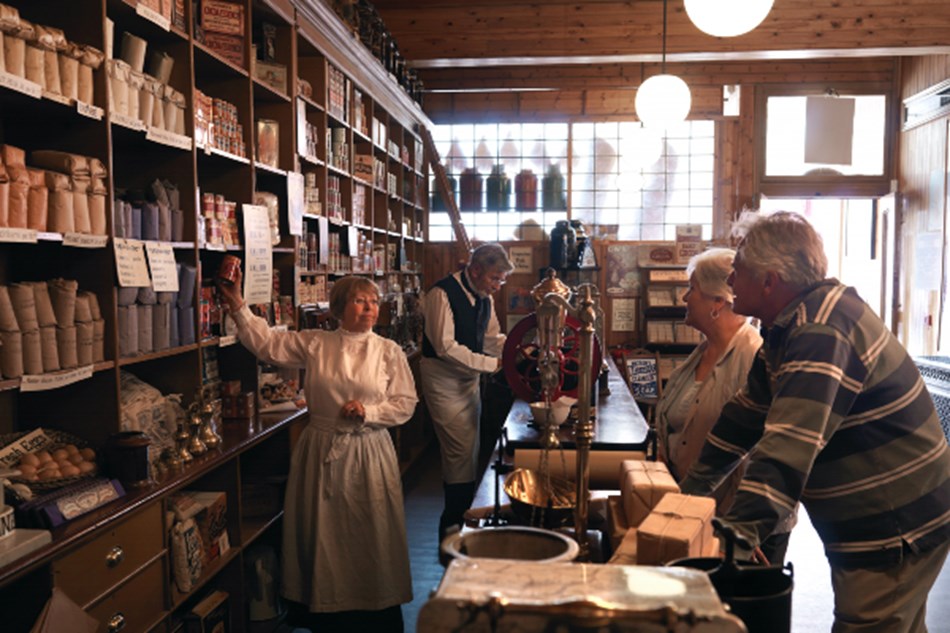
421, 243, 514, 553
682, 211, 950, 633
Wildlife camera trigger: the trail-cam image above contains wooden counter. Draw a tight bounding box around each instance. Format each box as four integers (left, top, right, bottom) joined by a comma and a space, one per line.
472, 357, 649, 513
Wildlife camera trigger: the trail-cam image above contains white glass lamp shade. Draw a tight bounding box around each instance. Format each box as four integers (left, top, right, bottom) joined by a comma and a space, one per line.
685, 0, 774, 37
635, 74, 692, 129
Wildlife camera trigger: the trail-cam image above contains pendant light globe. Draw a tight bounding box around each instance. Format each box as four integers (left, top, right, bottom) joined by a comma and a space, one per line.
635, 74, 691, 129
684, 0, 774, 37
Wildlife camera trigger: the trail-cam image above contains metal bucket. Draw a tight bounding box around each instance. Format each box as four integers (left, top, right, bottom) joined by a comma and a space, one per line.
669, 555, 793, 632
441, 526, 580, 563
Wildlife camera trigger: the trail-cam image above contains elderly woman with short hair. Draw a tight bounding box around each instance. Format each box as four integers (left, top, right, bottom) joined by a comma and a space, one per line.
219, 273, 417, 632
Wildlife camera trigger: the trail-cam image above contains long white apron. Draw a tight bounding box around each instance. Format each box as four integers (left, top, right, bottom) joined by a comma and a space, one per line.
420, 356, 481, 484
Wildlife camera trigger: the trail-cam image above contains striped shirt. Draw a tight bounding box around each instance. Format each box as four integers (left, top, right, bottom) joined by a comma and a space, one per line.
681, 280, 950, 567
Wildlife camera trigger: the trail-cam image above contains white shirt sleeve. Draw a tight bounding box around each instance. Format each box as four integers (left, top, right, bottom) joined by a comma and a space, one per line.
363, 341, 419, 427
482, 296, 506, 358
231, 304, 314, 369
423, 286, 499, 373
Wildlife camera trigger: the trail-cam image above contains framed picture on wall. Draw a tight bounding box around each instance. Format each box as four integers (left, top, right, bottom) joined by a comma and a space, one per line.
623, 350, 660, 400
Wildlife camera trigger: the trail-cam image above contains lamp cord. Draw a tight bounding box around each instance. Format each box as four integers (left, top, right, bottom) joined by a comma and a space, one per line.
661, 0, 668, 73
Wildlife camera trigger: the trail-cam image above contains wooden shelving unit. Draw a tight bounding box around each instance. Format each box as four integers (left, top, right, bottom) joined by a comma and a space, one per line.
0, 0, 433, 631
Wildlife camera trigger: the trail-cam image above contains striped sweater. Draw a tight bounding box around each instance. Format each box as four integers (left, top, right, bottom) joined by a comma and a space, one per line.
681, 280, 950, 567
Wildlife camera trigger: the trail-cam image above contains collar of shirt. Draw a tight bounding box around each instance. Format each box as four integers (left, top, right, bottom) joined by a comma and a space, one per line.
461, 269, 489, 300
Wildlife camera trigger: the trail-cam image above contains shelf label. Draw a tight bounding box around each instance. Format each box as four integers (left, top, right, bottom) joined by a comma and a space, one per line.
114, 238, 151, 287
0, 227, 38, 243
63, 233, 109, 248
42, 91, 72, 106
204, 243, 226, 252
112, 112, 146, 131
145, 241, 180, 291
136, 2, 171, 30
20, 365, 94, 392
243, 204, 273, 305
146, 126, 193, 150
77, 100, 104, 120
0, 71, 41, 99
219, 335, 237, 347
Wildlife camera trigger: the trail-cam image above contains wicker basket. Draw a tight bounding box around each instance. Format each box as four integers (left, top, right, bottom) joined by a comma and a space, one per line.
0, 428, 98, 492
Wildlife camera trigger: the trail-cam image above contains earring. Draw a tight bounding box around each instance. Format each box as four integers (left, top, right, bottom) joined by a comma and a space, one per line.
710, 308, 720, 320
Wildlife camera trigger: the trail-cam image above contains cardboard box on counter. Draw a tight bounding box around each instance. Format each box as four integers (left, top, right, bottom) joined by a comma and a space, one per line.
636, 493, 715, 566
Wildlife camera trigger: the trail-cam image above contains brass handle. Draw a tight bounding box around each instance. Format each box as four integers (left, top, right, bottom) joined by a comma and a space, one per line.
105, 546, 124, 568
107, 612, 126, 632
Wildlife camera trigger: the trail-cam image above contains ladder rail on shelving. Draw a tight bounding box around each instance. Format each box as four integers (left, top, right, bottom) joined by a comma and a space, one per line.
420, 125, 471, 259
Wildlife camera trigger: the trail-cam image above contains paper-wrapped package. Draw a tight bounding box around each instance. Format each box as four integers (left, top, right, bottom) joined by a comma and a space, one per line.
48, 278, 78, 327
117, 286, 138, 307
45, 170, 73, 234
128, 68, 143, 122
26, 168, 48, 231
21, 21, 44, 88
119, 31, 147, 73
22, 327, 42, 374
130, 204, 142, 239
74, 291, 92, 322
31, 150, 90, 177
107, 58, 130, 116
56, 324, 78, 369
137, 286, 157, 306
178, 305, 194, 345
6, 165, 29, 228
37, 25, 66, 96
141, 201, 159, 240
1, 144, 24, 167
620, 460, 680, 527
607, 527, 639, 565
118, 304, 138, 356
9, 282, 38, 331
76, 320, 94, 366
146, 50, 173, 83
71, 174, 91, 234
636, 493, 716, 566
139, 74, 160, 127
0, 329, 23, 378
78, 45, 103, 105
89, 179, 107, 235
0, 285, 17, 330
164, 85, 186, 135
89, 157, 107, 179
2, 22, 25, 77
31, 281, 56, 327
80, 290, 101, 320
92, 318, 105, 362
169, 303, 179, 347
137, 304, 153, 353
0, 3, 20, 33
0, 163, 9, 227
39, 324, 60, 372
58, 41, 82, 101
153, 302, 170, 351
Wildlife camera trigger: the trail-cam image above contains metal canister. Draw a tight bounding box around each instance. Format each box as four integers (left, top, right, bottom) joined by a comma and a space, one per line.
218, 254, 242, 285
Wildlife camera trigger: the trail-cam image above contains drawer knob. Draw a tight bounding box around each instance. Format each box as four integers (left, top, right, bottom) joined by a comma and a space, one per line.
105, 546, 125, 568
107, 612, 126, 632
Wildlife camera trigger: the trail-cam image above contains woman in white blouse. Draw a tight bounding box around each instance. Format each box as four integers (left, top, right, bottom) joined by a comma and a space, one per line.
656, 248, 791, 565
220, 273, 417, 632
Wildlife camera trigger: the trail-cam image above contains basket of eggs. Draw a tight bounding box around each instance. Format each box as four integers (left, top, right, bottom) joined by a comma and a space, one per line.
1, 428, 98, 492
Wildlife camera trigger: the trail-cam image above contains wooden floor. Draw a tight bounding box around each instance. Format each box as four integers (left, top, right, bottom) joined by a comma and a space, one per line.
283, 444, 950, 632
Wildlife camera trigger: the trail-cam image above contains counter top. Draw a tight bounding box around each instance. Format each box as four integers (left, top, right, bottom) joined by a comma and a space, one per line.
503, 357, 650, 453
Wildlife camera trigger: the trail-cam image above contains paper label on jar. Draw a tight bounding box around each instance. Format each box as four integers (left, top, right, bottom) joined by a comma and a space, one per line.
20, 365, 94, 392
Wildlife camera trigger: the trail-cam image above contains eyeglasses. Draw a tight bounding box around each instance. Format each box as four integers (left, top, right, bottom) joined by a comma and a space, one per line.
486, 274, 508, 286
349, 297, 380, 307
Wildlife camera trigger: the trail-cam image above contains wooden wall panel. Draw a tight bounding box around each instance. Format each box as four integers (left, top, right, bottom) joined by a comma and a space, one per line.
898, 55, 950, 354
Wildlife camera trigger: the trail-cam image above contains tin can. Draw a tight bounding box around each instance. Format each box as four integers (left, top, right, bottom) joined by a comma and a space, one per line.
218, 254, 242, 285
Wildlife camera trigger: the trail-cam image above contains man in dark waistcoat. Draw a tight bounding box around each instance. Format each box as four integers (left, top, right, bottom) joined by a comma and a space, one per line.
421, 243, 514, 552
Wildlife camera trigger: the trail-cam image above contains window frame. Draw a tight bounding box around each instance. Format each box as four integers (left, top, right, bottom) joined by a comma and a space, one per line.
754, 82, 897, 199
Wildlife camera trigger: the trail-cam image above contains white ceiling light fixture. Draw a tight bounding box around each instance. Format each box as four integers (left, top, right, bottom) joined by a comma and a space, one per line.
684, 0, 774, 38
635, 0, 691, 129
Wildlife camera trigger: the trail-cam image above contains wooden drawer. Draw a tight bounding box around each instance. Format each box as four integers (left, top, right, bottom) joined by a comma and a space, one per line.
87, 556, 166, 633
53, 503, 164, 607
